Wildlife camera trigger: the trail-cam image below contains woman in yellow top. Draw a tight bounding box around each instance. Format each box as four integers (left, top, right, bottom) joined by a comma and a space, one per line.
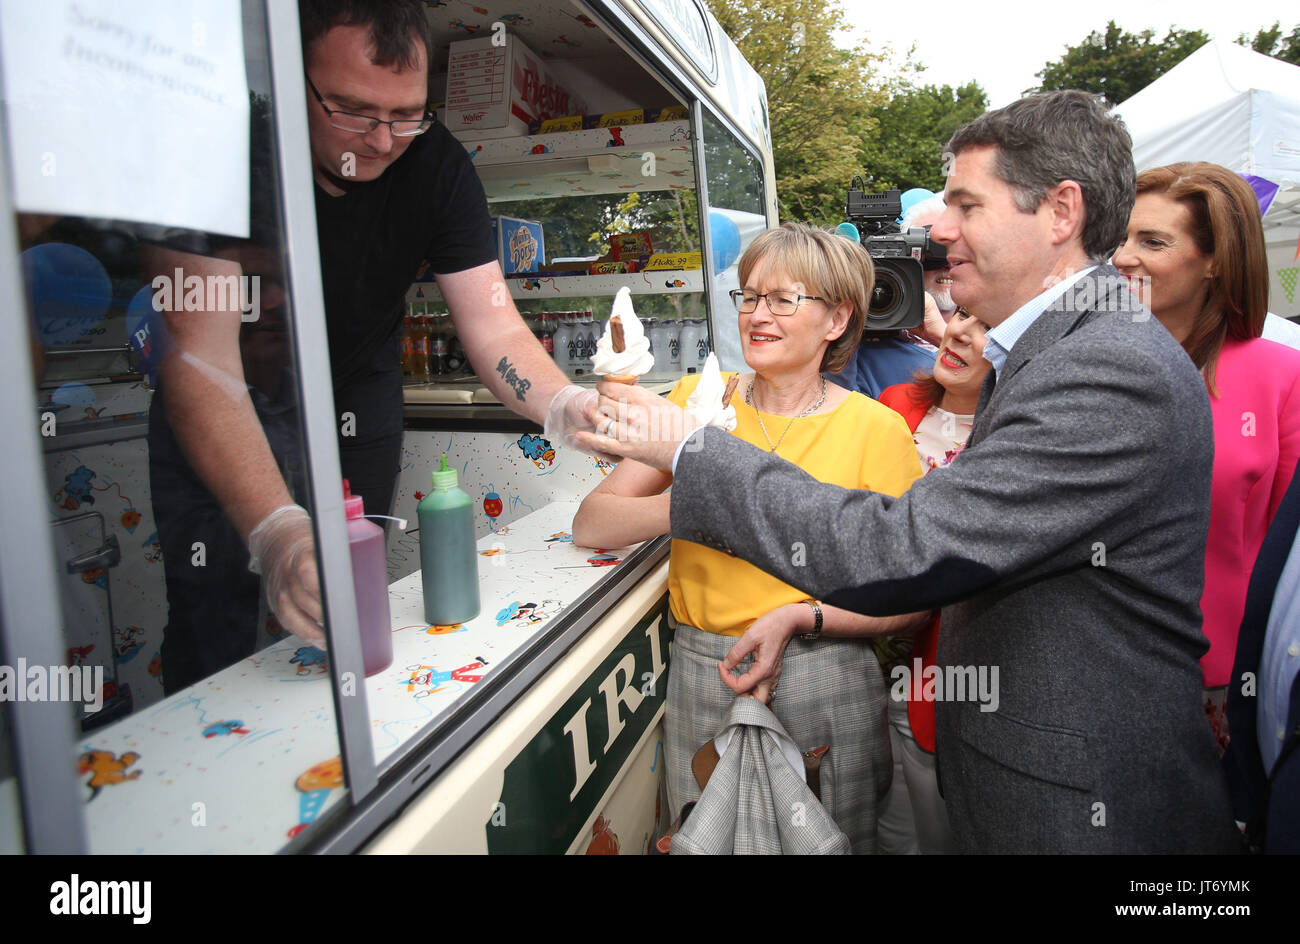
574, 223, 927, 852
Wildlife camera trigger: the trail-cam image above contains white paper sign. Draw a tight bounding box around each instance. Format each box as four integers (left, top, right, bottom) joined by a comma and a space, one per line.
0, 0, 250, 237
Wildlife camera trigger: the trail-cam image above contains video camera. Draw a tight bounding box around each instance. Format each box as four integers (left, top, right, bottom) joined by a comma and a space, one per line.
845, 178, 947, 332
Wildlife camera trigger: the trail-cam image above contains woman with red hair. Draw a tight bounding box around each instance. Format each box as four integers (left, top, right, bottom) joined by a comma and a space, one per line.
1115, 162, 1300, 753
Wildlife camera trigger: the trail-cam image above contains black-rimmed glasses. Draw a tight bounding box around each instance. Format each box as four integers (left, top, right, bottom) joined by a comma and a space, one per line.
729, 289, 825, 315
306, 74, 433, 137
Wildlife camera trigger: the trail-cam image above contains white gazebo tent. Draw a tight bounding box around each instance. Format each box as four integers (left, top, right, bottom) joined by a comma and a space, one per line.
1113, 40, 1300, 319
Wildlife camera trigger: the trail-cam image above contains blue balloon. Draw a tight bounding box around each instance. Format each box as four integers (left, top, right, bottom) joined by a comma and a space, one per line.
21, 243, 112, 348
126, 284, 170, 383
834, 222, 861, 243
49, 382, 97, 408
899, 188, 936, 222
708, 210, 742, 271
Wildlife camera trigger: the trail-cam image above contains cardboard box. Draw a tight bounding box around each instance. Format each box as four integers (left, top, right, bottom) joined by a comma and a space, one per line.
589, 260, 634, 275
492, 216, 545, 275
444, 33, 586, 141
537, 260, 590, 277
533, 114, 584, 135
609, 232, 654, 261
650, 104, 688, 122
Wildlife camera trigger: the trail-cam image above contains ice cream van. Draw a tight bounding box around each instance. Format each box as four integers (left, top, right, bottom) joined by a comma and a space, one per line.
0, 0, 776, 855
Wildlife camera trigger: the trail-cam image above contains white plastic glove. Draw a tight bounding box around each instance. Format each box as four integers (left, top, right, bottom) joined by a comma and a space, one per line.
543, 383, 601, 453
247, 504, 326, 648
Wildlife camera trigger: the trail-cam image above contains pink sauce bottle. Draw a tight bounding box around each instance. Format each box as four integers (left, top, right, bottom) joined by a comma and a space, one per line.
344, 479, 393, 676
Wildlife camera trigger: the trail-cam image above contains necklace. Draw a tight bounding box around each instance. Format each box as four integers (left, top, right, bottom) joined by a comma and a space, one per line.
745, 376, 827, 453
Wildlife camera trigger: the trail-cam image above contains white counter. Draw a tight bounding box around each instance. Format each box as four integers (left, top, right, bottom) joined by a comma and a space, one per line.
75, 500, 641, 853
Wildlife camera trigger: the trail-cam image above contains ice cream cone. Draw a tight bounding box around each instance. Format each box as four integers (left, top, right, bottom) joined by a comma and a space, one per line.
593, 287, 654, 382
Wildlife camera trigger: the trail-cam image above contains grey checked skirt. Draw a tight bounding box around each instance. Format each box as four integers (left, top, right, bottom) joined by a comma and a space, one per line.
665, 619, 893, 853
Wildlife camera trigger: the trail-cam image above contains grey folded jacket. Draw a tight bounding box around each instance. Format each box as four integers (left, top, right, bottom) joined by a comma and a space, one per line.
670, 696, 850, 855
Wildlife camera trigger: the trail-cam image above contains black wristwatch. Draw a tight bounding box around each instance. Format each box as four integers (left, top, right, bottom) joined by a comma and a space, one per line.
800, 600, 823, 640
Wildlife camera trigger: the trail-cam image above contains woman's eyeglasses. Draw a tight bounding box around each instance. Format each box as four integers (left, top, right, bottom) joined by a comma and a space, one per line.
729, 290, 825, 315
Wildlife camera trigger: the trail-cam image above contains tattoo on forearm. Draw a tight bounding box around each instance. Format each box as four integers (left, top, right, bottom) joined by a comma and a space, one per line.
496, 356, 532, 402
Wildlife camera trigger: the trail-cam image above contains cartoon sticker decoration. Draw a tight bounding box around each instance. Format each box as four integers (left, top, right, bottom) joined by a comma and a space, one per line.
483, 489, 503, 525
79, 567, 108, 591
288, 757, 344, 839
67, 644, 94, 666
142, 531, 162, 564
78, 749, 141, 801
404, 660, 488, 698
60, 465, 97, 510
202, 720, 250, 738
425, 622, 466, 635
516, 433, 555, 468
289, 646, 328, 677
495, 599, 562, 627
114, 625, 146, 664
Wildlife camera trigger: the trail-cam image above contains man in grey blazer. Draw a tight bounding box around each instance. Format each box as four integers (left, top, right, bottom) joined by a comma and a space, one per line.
580, 91, 1238, 853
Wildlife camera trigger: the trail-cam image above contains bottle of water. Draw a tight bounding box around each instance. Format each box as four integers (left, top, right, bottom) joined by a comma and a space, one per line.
642, 318, 658, 378
679, 318, 709, 373
552, 313, 573, 375
650, 318, 681, 377
575, 314, 597, 376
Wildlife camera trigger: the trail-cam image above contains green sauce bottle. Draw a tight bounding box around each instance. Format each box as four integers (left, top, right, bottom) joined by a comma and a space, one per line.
417, 454, 481, 626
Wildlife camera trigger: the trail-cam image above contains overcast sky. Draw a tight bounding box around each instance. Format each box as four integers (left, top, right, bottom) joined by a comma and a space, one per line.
842, 0, 1300, 106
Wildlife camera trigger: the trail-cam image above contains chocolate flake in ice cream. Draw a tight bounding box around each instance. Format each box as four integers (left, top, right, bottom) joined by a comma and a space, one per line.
593, 287, 654, 382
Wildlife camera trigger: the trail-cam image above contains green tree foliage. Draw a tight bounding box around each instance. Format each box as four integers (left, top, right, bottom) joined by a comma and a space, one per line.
709, 0, 891, 223
1240, 21, 1300, 65
1030, 20, 1211, 105
855, 81, 989, 195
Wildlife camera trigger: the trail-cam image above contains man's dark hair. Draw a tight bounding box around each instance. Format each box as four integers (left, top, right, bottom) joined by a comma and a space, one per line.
946, 90, 1135, 261
299, 0, 432, 72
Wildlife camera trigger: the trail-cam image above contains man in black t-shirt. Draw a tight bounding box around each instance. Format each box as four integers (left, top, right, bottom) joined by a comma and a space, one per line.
149, 0, 596, 690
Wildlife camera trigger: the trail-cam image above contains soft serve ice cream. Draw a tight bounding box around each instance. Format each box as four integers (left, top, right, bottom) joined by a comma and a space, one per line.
593, 286, 654, 382
685, 353, 738, 431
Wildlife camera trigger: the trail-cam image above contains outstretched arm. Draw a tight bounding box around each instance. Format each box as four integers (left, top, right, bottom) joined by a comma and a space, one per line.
667, 343, 1190, 617
572, 458, 673, 549
144, 245, 323, 646
440, 261, 605, 456
439, 261, 571, 423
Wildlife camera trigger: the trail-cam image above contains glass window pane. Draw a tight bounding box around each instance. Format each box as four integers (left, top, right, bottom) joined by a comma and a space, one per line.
700, 109, 768, 372
0, 703, 22, 853
2, 0, 345, 852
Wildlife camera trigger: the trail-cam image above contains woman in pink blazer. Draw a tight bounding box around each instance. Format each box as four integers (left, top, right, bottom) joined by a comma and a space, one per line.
1115, 162, 1300, 753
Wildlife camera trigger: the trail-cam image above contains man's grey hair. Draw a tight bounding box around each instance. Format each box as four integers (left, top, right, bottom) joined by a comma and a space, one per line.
945, 90, 1135, 261
902, 194, 947, 228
